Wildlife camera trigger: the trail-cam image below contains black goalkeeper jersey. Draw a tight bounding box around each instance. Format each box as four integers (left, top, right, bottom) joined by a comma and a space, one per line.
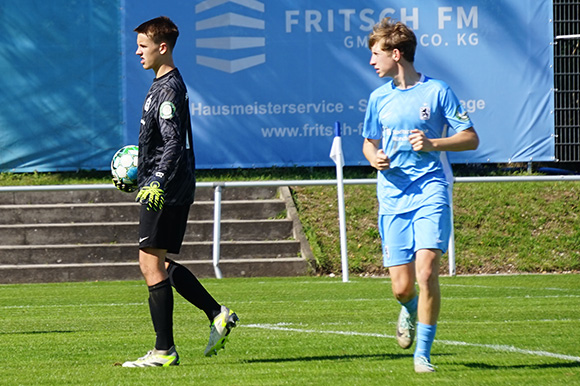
138, 68, 196, 206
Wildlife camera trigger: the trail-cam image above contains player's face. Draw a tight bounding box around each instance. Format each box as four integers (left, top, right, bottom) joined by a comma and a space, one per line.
136, 33, 162, 71
370, 42, 396, 78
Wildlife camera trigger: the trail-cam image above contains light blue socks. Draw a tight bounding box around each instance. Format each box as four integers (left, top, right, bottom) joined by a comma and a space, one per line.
399, 295, 418, 315
414, 322, 437, 360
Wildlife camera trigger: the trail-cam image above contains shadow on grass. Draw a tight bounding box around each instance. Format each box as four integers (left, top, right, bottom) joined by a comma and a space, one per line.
243, 352, 410, 364
463, 361, 580, 370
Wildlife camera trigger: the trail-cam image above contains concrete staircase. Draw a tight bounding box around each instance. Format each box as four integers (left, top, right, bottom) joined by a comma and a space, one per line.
0, 186, 313, 284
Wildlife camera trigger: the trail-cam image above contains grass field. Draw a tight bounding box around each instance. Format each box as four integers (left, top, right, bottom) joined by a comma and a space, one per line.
1, 275, 579, 385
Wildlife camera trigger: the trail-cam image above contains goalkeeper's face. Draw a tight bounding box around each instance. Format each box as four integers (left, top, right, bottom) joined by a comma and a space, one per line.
135, 33, 163, 71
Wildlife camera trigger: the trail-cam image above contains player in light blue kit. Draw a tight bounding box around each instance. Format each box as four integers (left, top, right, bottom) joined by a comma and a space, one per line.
362, 18, 479, 373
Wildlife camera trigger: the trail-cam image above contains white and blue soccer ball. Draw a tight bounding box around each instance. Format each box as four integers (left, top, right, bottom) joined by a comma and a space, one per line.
111, 145, 138, 187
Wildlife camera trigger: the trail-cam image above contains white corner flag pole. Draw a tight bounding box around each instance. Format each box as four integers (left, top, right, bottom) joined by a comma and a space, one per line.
330, 121, 349, 282
441, 149, 456, 277
447, 184, 456, 276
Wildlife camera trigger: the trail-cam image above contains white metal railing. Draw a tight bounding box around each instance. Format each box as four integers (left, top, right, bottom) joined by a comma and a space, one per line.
1, 175, 579, 278
2, 174, 579, 194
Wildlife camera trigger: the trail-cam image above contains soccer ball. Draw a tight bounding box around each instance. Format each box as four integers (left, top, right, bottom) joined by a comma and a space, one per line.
111, 145, 138, 188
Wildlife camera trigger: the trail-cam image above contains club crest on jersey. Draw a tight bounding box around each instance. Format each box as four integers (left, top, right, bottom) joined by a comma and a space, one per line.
160, 101, 176, 119
419, 105, 430, 120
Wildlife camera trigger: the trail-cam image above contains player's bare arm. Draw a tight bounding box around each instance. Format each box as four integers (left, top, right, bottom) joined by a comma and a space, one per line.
409, 127, 479, 153
363, 138, 391, 170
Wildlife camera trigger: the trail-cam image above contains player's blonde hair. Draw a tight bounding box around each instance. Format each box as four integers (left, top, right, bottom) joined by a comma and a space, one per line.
368, 18, 417, 63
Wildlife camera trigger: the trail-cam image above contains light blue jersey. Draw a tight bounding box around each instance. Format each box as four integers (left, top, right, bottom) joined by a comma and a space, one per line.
362, 74, 473, 214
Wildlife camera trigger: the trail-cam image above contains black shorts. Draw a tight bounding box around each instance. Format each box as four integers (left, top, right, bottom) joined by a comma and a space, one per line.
139, 204, 190, 254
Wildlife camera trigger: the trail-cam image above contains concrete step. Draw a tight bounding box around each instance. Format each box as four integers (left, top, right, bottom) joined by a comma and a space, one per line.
0, 240, 301, 265
0, 219, 294, 245
0, 186, 314, 283
0, 199, 286, 224
0, 257, 308, 284
0, 186, 278, 205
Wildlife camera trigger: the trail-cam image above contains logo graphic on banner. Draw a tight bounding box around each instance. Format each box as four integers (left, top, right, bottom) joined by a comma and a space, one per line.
195, 0, 266, 73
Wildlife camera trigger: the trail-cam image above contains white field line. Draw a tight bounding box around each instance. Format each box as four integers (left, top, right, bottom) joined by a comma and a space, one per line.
243, 323, 580, 363
236, 280, 580, 294
2, 303, 577, 327
3, 294, 580, 312
441, 283, 580, 293
2, 291, 580, 309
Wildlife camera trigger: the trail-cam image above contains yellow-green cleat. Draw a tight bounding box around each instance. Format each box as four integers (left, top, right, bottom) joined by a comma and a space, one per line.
204, 306, 239, 357
122, 346, 180, 367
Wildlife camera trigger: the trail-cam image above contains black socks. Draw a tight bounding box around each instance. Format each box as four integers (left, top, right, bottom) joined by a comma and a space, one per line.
147, 261, 222, 351
166, 259, 222, 321
148, 278, 174, 351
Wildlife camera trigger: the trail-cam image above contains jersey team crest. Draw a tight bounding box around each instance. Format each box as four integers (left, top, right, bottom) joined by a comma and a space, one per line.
420, 106, 431, 120
160, 101, 176, 119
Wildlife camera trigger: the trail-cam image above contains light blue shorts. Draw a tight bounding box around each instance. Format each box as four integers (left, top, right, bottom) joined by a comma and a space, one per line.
378, 203, 451, 267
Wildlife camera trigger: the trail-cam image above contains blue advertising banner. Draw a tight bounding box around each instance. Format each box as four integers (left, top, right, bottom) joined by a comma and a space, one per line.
0, 0, 554, 172
124, 0, 555, 169
0, 1, 123, 172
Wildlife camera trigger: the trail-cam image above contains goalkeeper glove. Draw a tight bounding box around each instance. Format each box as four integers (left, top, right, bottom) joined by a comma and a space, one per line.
136, 176, 165, 211
112, 177, 137, 193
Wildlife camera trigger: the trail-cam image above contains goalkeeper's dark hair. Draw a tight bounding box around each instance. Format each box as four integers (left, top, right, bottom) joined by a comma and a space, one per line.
368, 17, 417, 63
134, 16, 179, 51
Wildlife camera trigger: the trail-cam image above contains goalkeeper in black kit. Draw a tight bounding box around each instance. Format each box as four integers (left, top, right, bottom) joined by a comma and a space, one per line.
117, 16, 238, 368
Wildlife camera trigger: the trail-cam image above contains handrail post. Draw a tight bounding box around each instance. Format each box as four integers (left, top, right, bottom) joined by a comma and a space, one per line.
212, 183, 224, 279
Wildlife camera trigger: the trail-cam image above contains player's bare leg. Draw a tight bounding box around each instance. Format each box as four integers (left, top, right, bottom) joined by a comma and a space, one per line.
415, 249, 441, 325
389, 263, 418, 349
390, 262, 417, 303
140, 248, 168, 285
